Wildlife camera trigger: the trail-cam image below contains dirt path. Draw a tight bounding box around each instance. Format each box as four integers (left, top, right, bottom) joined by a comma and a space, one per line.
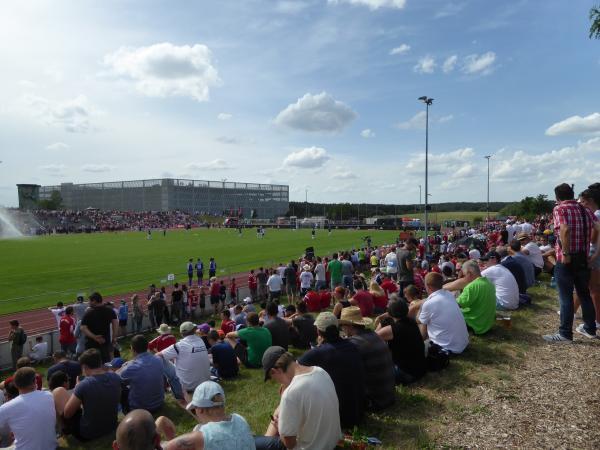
435, 294, 600, 449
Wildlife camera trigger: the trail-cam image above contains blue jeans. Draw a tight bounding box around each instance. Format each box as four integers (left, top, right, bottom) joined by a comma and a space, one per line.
315, 280, 326, 291
254, 436, 286, 450
342, 275, 353, 291
555, 262, 597, 339
161, 357, 184, 400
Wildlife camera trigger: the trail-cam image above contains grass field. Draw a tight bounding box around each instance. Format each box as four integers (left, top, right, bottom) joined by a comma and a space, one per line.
20, 281, 560, 450
401, 211, 498, 222
0, 228, 400, 314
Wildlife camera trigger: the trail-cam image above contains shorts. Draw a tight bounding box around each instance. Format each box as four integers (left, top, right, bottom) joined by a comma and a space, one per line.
286, 284, 297, 295
119, 319, 128, 327
269, 291, 281, 301
210, 295, 220, 305
199, 297, 206, 308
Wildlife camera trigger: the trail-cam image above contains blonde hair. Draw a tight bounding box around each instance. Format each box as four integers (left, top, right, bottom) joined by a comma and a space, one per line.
369, 280, 385, 297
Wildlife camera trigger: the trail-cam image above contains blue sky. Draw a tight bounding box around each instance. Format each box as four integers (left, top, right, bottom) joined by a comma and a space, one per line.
1, 0, 599, 206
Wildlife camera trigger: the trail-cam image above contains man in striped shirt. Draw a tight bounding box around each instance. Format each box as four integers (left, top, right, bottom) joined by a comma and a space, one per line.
543, 183, 600, 343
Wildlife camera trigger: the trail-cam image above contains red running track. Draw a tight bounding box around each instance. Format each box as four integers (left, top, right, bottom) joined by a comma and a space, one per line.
0, 273, 251, 342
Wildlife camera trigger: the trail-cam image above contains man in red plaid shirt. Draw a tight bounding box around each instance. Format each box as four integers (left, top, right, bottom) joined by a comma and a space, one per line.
543, 183, 600, 343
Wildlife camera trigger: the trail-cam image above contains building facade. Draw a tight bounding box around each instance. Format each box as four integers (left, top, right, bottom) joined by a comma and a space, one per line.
20, 178, 289, 219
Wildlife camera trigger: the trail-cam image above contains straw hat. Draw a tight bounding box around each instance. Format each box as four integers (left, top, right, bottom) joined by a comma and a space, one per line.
338, 306, 373, 326
156, 323, 172, 335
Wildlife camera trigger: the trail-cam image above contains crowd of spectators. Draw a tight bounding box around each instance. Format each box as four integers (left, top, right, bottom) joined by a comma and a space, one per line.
1, 181, 599, 449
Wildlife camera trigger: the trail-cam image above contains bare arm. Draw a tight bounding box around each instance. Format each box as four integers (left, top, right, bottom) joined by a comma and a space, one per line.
376, 324, 394, 342
443, 277, 469, 292
418, 323, 428, 340
63, 394, 82, 419
163, 431, 204, 450
281, 435, 297, 449
111, 318, 118, 343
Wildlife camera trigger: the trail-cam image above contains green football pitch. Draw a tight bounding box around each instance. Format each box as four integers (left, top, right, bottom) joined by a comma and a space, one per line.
0, 228, 400, 314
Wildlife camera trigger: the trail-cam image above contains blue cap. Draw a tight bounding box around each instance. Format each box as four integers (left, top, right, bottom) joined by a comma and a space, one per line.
105, 357, 125, 369
186, 381, 225, 410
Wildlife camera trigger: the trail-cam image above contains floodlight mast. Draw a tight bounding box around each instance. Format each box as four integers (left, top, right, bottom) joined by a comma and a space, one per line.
418, 96, 433, 254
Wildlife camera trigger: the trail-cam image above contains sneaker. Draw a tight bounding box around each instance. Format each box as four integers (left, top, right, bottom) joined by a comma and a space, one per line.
575, 323, 598, 339
542, 333, 573, 344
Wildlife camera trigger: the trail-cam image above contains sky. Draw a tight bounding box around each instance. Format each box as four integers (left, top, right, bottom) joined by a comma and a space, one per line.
1, 0, 599, 207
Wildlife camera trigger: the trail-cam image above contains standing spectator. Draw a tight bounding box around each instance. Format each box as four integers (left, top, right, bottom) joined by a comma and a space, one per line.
397, 238, 418, 295
248, 270, 258, 301
226, 312, 272, 368
8, 320, 26, 370
208, 257, 217, 279
298, 312, 365, 429
0, 367, 57, 450
119, 335, 165, 413
59, 306, 77, 356
339, 306, 396, 410
284, 263, 297, 303
263, 302, 290, 350
196, 258, 204, 286
48, 302, 66, 329
267, 270, 283, 302
376, 300, 426, 385
187, 258, 194, 287
341, 254, 354, 291
171, 283, 183, 324
299, 264, 314, 296
207, 330, 239, 379
257, 267, 269, 303
158, 322, 211, 401
256, 347, 342, 450
131, 294, 145, 334
580, 187, 600, 327
118, 299, 129, 337
47, 351, 81, 390
384, 248, 399, 281
28, 336, 48, 363
314, 256, 327, 291
327, 253, 343, 289
59, 349, 122, 441
72, 295, 88, 321
80, 292, 118, 363
210, 278, 221, 314
543, 183, 600, 343
147, 292, 158, 329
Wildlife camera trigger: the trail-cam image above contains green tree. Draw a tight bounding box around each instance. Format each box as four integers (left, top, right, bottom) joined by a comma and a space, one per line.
591, 5, 600, 39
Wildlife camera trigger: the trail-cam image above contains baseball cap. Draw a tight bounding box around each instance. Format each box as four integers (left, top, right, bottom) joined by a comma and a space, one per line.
197, 323, 210, 334
262, 346, 287, 382
180, 321, 197, 334
76, 295, 84, 302
314, 312, 338, 332
186, 381, 225, 411
105, 357, 125, 369
479, 251, 501, 261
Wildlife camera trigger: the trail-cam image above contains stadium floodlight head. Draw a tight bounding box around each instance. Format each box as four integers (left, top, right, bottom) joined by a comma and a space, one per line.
418, 96, 434, 105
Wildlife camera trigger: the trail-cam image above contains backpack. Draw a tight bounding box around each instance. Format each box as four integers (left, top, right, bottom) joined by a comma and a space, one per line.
17, 329, 27, 346
426, 342, 450, 372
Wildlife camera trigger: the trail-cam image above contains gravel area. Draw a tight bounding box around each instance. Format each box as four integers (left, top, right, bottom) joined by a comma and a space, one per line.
437, 301, 600, 449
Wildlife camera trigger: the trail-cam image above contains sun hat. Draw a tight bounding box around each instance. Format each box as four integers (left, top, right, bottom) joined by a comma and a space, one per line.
197, 323, 210, 334
314, 312, 338, 332
303, 264, 311, 271
243, 297, 253, 304
186, 381, 225, 411
262, 346, 287, 382
338, 306, 373, 326
104, 357, 125, 369
156, 323, 172, 335
516, 232, 530, 241
180, 321, 197, 334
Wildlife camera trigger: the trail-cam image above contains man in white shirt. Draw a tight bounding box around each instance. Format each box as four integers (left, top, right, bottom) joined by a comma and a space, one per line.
384, 249, 399, 280
266, 270, 283, 302
468, 248, 481, 260
299, 265, 314, 295
48, 302, 65, 329
0, 367, 57, 450
418, 273, 469, 354
255, 346, 342, 450
520, 220, 533, 235
314, 257, 326, 291
480, 251, 520, 310
517, 233, 544, 276
158, 322, 210, 402
28, 336, 48, 362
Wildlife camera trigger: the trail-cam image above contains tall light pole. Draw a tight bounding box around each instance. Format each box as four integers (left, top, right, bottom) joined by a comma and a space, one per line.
484, 155, 491, 223
305, 188, 308, 218
221, 178, 227, 215
418, 96, 433, 253
418, 184, 422, 215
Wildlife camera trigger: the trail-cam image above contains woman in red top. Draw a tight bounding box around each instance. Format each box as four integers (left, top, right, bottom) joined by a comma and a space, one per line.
210, 278, 221, 313
59, 306, 77, 355
229, 278, 237, 303
369, 280, 388, 314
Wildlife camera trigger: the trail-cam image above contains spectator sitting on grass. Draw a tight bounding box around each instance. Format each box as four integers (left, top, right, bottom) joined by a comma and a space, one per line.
298, 312, 365, 429
207, 330, 239, 379
119, 335, 165, 413
0, 357, 43, 391
220, 309, 236, 335
156, 381, 255, 450
289, 302, 317, 349
255, 347, 342, 450
376, 300, 427, 385
263, 302, 290, 350
48, 370, 70, 392
57, 348, 122, 441
112, 409, 162, 450
349, 279, 374, 317
28, 336, 48, 363
332, 286, 351, 319
226, 312, 272, 369
339, 306, 396, 411
0, 367, 57, 450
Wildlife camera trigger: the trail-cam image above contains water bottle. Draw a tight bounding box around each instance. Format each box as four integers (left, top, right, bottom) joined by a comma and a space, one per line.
550, 277, 556, 289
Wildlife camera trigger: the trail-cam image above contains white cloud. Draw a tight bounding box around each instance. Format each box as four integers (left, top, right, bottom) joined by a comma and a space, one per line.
328, 0, 406, 10
81, 164, 113, 173
389, 44, 410, 55
332, 170, 358, 179
462, 51, 496, 75
274, 92, 357, 133
283, 146, 330, 168
414, 55, 436, 74
438, 114, 454, 123
361, 129, 375, 138
276, 1, 309, 13
217, 113, 233, 120
46, 142, 69, 151
442, 55, 458, 73
186, 159, 233, 170
216, 136, 241, 145
396, 111, 426, 130
434, 3, 466, 19
39, 164, 66, 174
23, 94, 94, 133
545, 112, 600, 136
406, 147, 475, 176
104, 42, 221, 102
18, 80, 37, 89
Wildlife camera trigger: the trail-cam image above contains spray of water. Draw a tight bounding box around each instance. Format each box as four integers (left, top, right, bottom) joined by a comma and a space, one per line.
0, 207, 23, 239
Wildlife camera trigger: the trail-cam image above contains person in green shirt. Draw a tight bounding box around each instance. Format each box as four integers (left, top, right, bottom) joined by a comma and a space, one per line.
327, 253, 343, 290
455, 260, 496, 334
226, 312, 272, 368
